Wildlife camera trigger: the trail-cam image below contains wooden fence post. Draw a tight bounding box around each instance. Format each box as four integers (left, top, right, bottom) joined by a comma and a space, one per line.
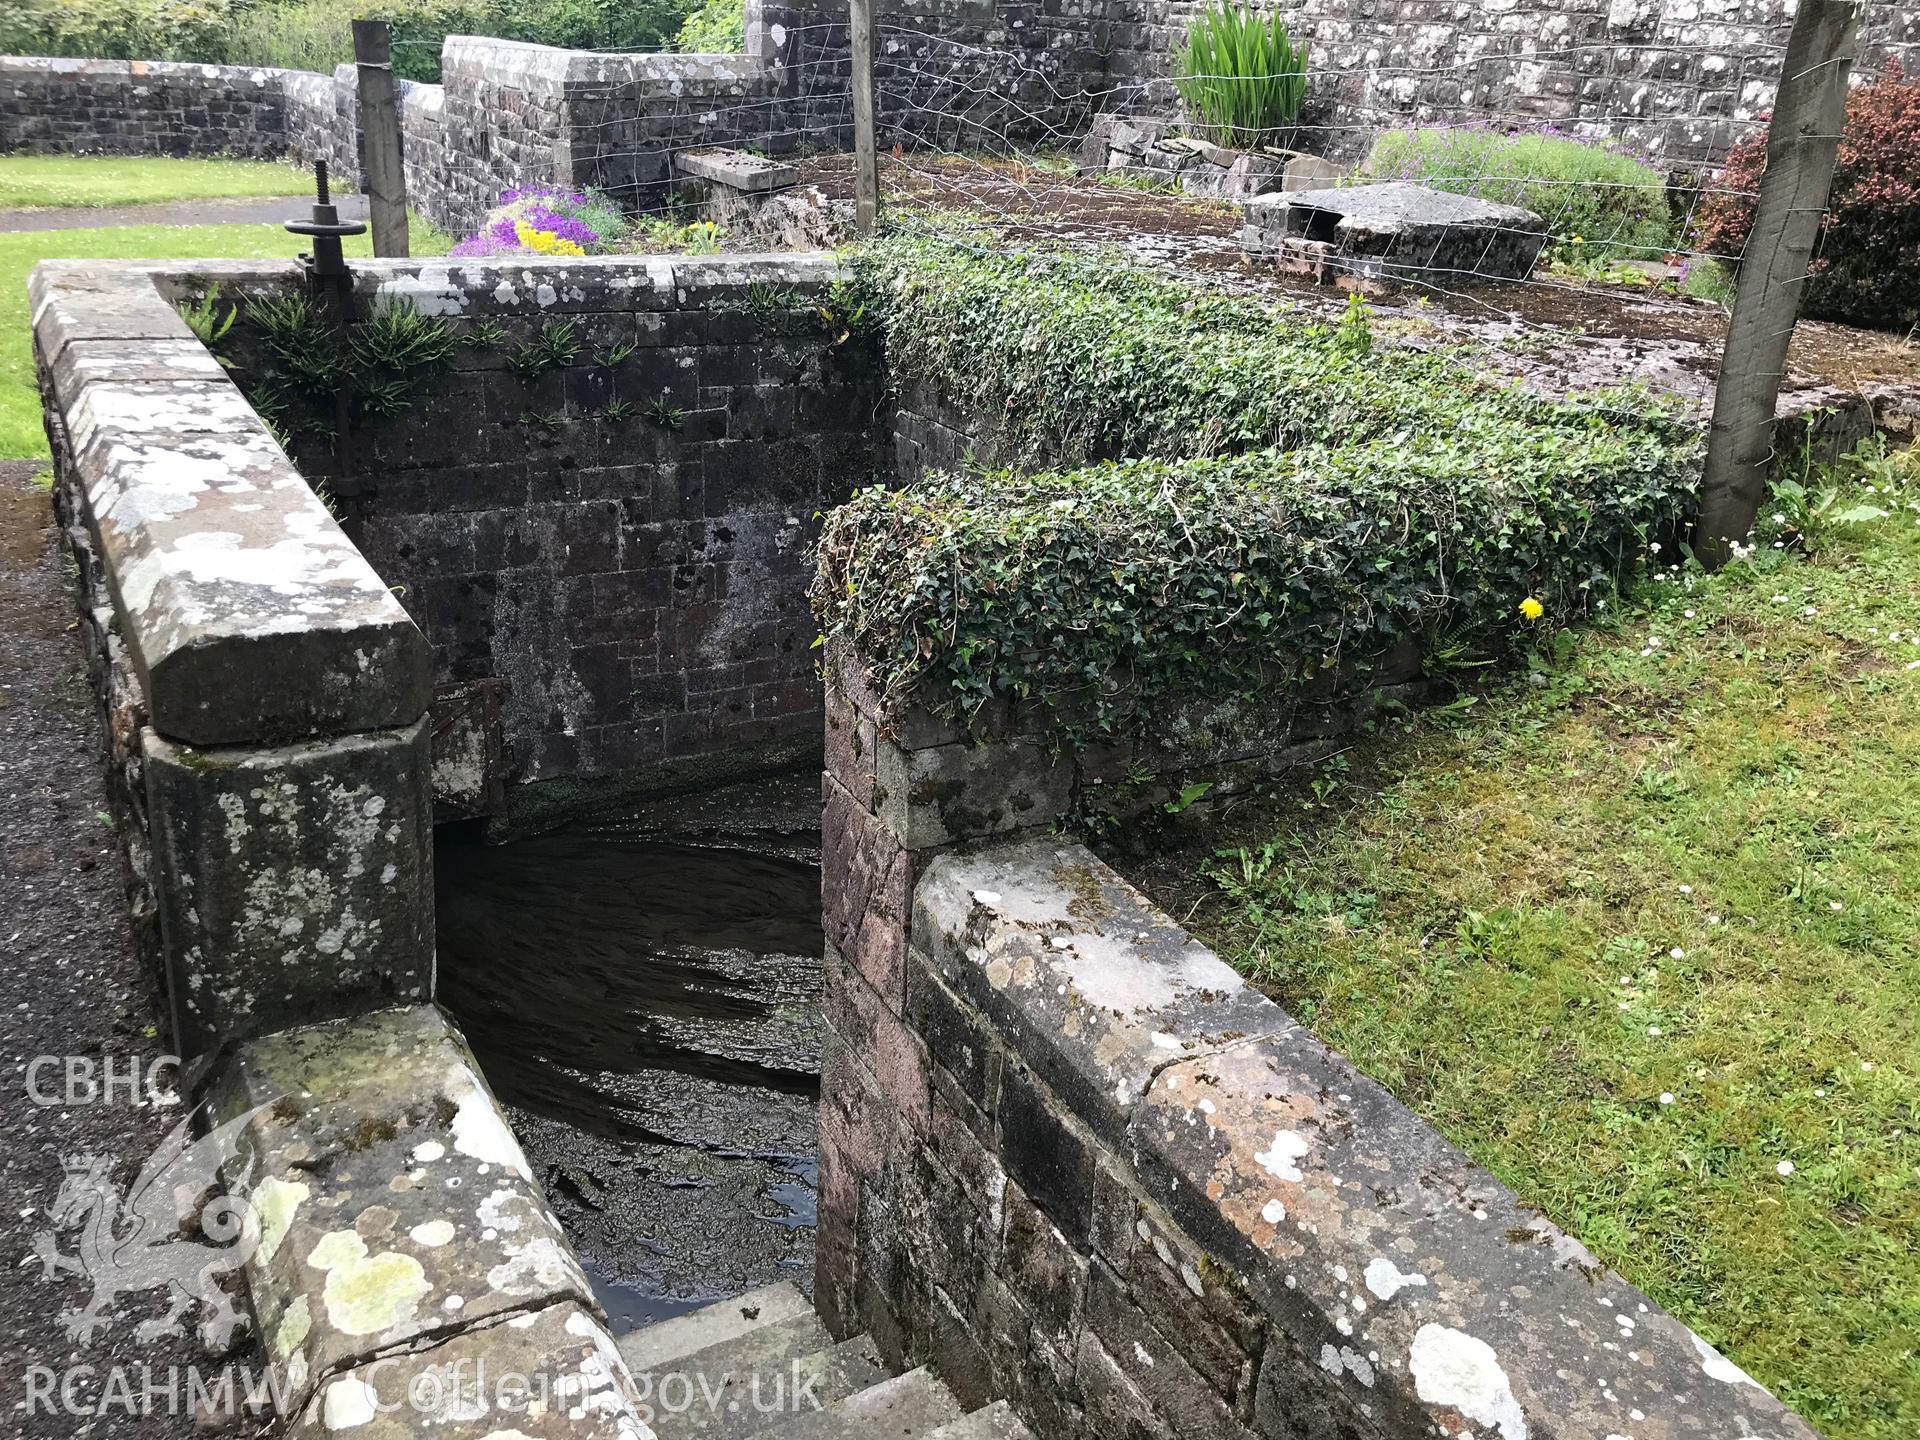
849, 0, 881, 235
1695, 0, 1863, 567
354, 18, 411, 259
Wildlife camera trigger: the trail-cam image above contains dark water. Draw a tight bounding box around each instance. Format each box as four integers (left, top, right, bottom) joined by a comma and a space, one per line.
435, 774, 823, 1330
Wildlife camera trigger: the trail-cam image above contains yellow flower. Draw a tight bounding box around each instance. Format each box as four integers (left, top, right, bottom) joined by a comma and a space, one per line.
513, 220, 585, 257
1518, 596, 1544, 621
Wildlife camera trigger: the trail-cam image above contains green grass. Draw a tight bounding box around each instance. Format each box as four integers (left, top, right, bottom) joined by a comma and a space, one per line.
2, 216, 449, 458
0, 156, 311, 211
1193, 472, 1920, 1440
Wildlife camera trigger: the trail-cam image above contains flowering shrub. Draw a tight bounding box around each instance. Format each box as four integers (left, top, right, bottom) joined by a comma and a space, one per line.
450, 186, 628, 259
1359, 126, 1673, 261
1693, 60, 1920, 334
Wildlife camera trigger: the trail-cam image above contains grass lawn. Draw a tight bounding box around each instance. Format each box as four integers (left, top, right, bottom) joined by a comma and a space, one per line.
0, 155, 311, 211
1181, 475, 1920, 1440
2, 217, 449, 458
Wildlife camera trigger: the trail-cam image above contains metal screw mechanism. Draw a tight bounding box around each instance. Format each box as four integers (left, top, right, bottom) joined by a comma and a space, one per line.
284, 161, 368, 282
285, 160, 368, 488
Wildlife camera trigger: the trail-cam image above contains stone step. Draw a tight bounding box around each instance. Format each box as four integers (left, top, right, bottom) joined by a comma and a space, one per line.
746, 1366, 962, 1440
924, 1400, 1035, 1440
618, 1282, 818, 1375
647, 1331, 890, 1440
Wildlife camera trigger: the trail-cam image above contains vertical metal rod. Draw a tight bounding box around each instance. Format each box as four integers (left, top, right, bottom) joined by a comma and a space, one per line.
354, 18, 411, 258
1696, 0, 1862, 567
849, 0, 880, 236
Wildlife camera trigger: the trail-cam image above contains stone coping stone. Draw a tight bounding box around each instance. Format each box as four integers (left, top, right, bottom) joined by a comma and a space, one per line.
439, 33, 765, 98
31, 262, 429, 746
1248, 180, 1547, 238
0, 53, 292, 84
213, 1005, 598, 1418
289, 1301, 650, 1439
675, 147, 800, 194
913, 840, 1818, 1440
292, 253, 846, 321
913, 840, 1286, 1140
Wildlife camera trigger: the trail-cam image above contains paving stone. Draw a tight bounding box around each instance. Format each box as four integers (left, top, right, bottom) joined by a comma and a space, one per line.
676, 147, 800, 193
645, 1332, 889, 1440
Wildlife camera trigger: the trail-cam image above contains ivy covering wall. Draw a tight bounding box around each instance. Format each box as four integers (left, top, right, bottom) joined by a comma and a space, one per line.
814, 226, 1703, 740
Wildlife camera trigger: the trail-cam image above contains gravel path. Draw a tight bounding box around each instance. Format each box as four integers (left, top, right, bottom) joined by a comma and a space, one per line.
0, 193, 366, 233
0, 462, 264, 1438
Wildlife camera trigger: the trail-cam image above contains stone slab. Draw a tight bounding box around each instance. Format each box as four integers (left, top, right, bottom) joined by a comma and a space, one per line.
216, 1006, 597, 1418
1243, 182, 1550, 284
615, 1282, 815, 1376
287, 1301, 648, 1439
1259, 181, 1547, 234
144, 721, 434, 1055
675, 147, 800, 193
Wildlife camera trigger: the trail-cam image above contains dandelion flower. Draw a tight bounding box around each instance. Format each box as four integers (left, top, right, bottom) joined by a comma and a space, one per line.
1518, 596, 1544, 621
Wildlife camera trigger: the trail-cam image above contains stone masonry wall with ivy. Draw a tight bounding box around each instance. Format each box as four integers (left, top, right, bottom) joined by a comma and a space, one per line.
197, 255, 883, 794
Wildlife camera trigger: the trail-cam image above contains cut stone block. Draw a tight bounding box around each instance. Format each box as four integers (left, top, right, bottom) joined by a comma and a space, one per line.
1242, 181, 1549, 283
872, 734, 1071, 851
34, 265, 430, 746
912, 840, 1288, 1141
615, 1282, 815, 1376
286, 1301, 647, 1439
144, 719, 434, 1055
215, 1006, 597, 1420
675, 147, 799, 193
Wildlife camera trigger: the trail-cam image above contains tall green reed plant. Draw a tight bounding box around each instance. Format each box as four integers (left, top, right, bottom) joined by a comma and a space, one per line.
1174, 3, 1308, 151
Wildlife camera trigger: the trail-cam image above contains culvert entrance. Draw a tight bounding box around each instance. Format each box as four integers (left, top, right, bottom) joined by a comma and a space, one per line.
433, 770, 823, 1331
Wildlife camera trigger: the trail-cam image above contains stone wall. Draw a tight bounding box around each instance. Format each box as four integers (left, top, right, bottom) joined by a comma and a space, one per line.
814, 646, 1822, 1440
31, 259, 435, 1057
233, 255, 883, 796
1115, 0, 1920, 165
11, 0, 1920, 228
759, 0, 1115, 154
0, 56, 292, 158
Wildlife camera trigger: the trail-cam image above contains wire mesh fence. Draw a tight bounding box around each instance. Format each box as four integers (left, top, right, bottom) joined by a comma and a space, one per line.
361, 0, 1914, 547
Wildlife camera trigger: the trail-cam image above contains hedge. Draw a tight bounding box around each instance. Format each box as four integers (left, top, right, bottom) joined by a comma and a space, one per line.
817, 229, 1702, 740
849, 225, 1641, 472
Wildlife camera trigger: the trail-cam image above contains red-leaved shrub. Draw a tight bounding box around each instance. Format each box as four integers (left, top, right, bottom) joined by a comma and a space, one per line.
1693, 59, 1920, 333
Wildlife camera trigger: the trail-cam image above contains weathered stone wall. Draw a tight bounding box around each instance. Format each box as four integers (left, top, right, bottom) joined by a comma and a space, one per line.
32, 259, 435, 1057
759, 0, 1116, 153
814, 648, 1821, 1440
291, 256, 883, 792
0, 55, 293, 158
430, 38, 787, 234
14, 0, 1920, 226
1116, 0, 1920, 165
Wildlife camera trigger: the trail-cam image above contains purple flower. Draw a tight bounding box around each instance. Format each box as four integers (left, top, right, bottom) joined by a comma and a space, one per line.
524, 205, 598, 249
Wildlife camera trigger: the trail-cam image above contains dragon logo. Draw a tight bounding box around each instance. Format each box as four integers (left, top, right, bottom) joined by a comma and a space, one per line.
30, 1104, 271, 1347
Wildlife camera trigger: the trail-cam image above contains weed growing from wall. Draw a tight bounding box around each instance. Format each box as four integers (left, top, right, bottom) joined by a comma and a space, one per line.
210, 289, 456, 451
